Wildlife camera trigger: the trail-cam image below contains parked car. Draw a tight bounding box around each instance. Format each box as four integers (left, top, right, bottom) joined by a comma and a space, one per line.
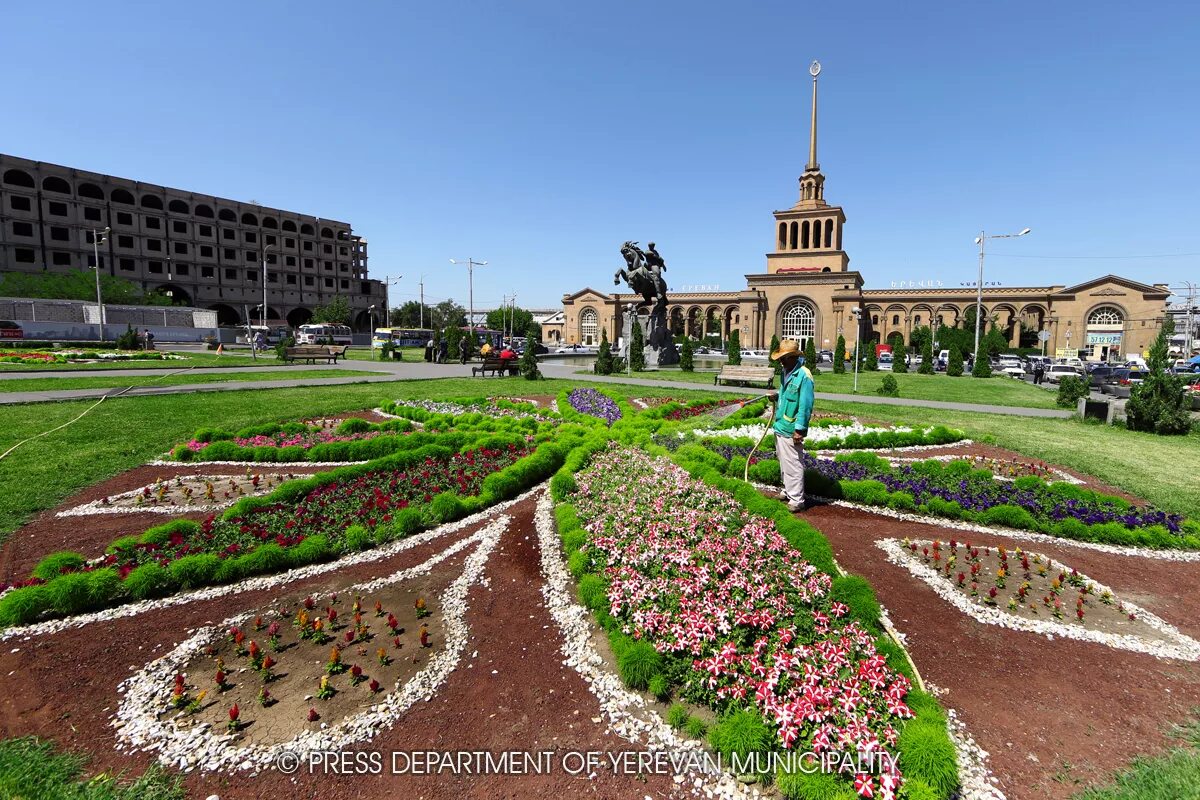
0, 320, 23, 340
740, 349, 769, 360
1185, 374, 1200, 410
1110, 369, 1145, 398
1001, 363, 1026, 379
1087, 366, 1119, 389
817, 349, 834, 363
1046, 364, 1084, 384
1099, 368, 1131, 395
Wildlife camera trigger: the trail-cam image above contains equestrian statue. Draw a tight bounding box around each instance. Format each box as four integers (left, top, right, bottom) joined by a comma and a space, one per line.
615, 240, 668, 316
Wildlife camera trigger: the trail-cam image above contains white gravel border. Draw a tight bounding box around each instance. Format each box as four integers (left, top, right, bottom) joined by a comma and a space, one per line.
877, 537, 1200, 661
534, 490, 762, 800
1, 485, 544, 643
55, 473, 301, 518
943, 704, 1008, 800
822, 499, 1200, 563
113, 517, 506, 773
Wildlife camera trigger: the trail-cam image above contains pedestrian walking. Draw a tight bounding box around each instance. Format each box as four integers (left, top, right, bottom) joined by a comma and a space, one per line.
767, 339, 815, 512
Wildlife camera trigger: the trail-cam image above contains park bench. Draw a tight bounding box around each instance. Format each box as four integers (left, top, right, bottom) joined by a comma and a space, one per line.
472, 356, 519, 376
283, 345, 350, 364
714, 364, 776, 389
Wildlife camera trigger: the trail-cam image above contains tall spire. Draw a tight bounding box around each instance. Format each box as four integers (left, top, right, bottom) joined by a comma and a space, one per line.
807, 60, 820, 170
795, 60, 826, 208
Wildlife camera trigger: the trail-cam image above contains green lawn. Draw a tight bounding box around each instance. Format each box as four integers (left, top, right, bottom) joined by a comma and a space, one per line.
816, 399, 1200, 517
1074, 715, 1200, 799
581, 366, 1059, 409
0, 377, 717, 540
0, 369, 379, 393
0, 350, 284, 372
0, 736, 184, 800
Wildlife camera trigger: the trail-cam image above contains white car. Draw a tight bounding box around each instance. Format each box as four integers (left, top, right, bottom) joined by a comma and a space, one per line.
740, 349, 769, 360
1001, 364, 1026, 379
1046, 364, 1083, 384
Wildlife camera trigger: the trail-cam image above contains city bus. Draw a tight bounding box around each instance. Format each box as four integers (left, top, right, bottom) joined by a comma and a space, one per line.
372, 328, 435, 347
296, 323, 353, 345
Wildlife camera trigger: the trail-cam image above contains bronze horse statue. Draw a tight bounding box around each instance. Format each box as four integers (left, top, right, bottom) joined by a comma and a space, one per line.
615, 241, 668, 315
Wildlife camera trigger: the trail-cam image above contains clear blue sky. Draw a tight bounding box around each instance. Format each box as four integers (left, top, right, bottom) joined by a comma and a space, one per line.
4, 1, 1198, 310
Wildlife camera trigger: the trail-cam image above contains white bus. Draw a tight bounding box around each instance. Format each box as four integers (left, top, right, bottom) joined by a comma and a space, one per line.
296, 323, 353, 345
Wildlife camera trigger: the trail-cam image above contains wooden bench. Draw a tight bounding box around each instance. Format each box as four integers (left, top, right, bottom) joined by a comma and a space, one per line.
714, 365, 776, 388
472, 356, 519, 376
283, 345, 349, 364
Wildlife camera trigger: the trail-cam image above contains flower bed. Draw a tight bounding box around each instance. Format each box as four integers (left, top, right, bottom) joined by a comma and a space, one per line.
561, 446, 957, 799
381, 397, 553, 421
642, 397, 750, 421
680, 423, 965, 453
57, 472, 303, 516
0, 430, 571, 627
0, 350, 184, 364
565, 388, 622, 426
881, 538, 1200, 661
169, 417, 420, 462
810, 452, 1196, 548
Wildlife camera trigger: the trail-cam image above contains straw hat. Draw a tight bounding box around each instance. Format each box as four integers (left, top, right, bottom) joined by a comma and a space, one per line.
770, 339, 802, 361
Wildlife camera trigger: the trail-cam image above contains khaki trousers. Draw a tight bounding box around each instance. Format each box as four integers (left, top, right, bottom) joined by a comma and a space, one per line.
774, 433, 806, 503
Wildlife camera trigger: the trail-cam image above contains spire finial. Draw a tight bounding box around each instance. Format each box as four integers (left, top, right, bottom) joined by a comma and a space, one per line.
807, 60, 821, 170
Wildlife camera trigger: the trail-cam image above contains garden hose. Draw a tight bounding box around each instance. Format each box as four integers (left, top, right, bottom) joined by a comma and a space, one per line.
0, 366, 197, 463
744, 395, 775, 483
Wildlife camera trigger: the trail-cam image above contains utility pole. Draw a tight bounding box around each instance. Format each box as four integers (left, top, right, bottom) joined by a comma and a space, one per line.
90, 226, 110, 342
419, 274, 426, 329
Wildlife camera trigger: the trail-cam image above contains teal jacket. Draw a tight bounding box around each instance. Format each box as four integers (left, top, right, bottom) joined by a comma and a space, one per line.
772, 364, 815, 436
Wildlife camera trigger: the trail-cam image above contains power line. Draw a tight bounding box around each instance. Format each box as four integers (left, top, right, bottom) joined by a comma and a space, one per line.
988, 252, 1200, 260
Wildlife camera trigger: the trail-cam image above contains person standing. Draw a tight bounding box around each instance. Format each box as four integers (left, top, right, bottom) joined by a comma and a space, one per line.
438, 338, 448, 364
1032, 359, 1046, 385
768, 339, 815, 512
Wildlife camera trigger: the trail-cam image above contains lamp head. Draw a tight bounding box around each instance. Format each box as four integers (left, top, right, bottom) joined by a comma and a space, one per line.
1018, 227, 1031, 236
104, 226, 111, 234
974, 236, 982, 245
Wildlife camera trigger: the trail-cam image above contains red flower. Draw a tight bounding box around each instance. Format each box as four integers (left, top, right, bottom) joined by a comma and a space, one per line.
229, 703, 240, 722
308, 707, 320, 722
369, 679, 381, 693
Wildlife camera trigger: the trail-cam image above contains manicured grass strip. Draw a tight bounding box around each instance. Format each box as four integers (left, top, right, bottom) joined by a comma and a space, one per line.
0, 378, 719, 539
0, 350, 283, 371
0, 736, 185, 800
0, 369, 378, 393
579, 367, 1060, 409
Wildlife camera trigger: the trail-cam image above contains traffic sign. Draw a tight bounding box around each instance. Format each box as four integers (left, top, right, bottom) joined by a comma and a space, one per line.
1037, 330, 1051, 341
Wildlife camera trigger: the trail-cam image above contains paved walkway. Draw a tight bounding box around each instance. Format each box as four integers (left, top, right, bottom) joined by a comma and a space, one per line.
0, 357, 1073, 417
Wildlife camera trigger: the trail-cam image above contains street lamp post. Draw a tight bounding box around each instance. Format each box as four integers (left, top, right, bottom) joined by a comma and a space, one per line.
973, 227, 1031, 358
368, 305, 376, 359
90, 226, 110, 343
851, 307, 863, 392
262, 244, 274, 330
450, 258, 487, 348
383, 276, 403, 329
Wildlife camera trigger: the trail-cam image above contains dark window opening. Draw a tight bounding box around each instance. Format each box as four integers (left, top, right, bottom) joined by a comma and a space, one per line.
9, 195, 32, 211
286, 274, 297, 285
225, 268, 238, 280
12, 221, 34, 237
173, 221, 187, 234
324, 277, 334, 288
247, 270, 258, 282
200, 245, 214, 257
15, 248, 35, 263
285, 238, 295, 247
340, 279, 349, 289
145, 217, 161, 229
201, 266, 215, 278
47, 201, 68, 216
120, 258, 135, 271
245, 231, 257, 243
52, 251, 72, 266
84, 206, 102, 221
117, 212, 133, 225
304, 276, 314, 286
50, 226, 69, 241
199, 224, 213, 236
285, 256, 296, 266
223, 248, 236, 259
175, 263, 189, 275
147, 239, 163, 252
148, 261, 164, 274
303, 241, 313, 251
174, 242, 187, 254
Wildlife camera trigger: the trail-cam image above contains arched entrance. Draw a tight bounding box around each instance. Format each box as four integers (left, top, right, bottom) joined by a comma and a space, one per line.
1086, 305, 1125, 362
778, 299, 817, 350
208, 304, 240, 326
287, 307, 313, 328
152, 284, 192, 306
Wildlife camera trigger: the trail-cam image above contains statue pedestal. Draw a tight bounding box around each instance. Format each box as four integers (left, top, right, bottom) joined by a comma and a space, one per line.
620, 307, 679, 368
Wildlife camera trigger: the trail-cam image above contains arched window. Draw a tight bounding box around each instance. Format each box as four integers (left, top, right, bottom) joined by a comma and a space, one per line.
801, 220, 810, 249
872, 315, 879, 325
913, 315, 921, 325
168, 199, 189, 214
321, 227, 334, 238
241, 212, 258, 226
282, 220, 297, 232
580, 308, 598, 345
1088, 305, 1124, 326
110, 188, 135, 204
141, 194, 163, 210
301, 223, 315, 235
262, 217, 278, 229
825, 220, 833, 248
813, 219, 823, 249
3, 169, 34, 187
78, 183, 105, 200
780, 300, 816, 346
219, 209, 236, 222
195, 203, 214, 218
42, 176, 71, 194
778, 222, 787, 250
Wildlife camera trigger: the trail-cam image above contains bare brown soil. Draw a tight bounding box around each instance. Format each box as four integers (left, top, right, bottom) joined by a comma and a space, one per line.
802, 501, 1200, 800
0, 492, 677, 799
174, 570, 452, 747
894, 538, 1178, 645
